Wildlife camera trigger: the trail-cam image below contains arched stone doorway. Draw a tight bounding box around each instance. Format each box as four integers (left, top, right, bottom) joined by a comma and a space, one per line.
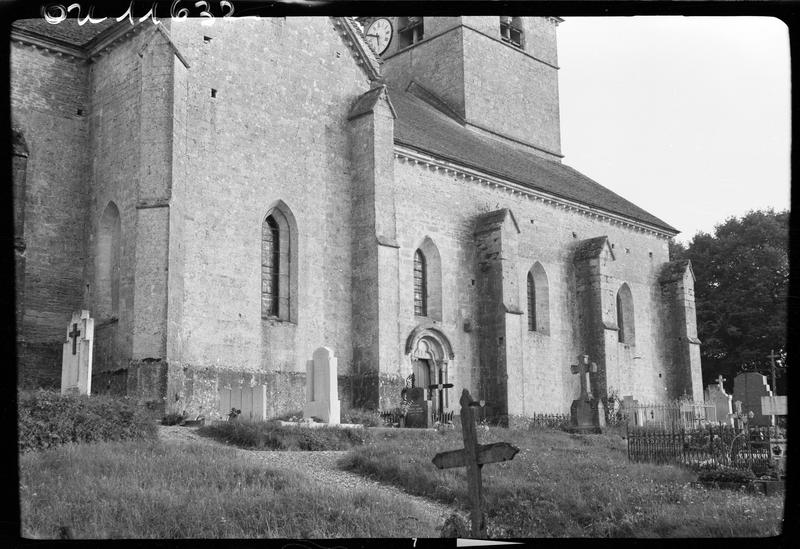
405, 325, 455, 417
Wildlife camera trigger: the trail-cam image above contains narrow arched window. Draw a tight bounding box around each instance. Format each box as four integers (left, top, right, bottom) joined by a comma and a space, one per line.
527, 271, 537, 331
527, 262, 550, 335
97, 201, 121, 320
261, 202, 297, 322
617, 283, 635, 345
414, 249, 427, 316
262, 215, 280, 317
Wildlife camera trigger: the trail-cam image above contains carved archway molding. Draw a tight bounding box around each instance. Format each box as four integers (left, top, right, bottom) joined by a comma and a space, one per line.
405, 323, 455, 362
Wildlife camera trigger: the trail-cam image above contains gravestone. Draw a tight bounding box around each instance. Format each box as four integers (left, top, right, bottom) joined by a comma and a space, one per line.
733, 372, 774, 427
761, 395, 787, 416
404, 386, 430, 428
704, 376, 733, 425
568, 354, 605, 433
303, 346, 340, 425
61, 310, 94, 395
219, 385, 266, 421
622, 395, 642, 426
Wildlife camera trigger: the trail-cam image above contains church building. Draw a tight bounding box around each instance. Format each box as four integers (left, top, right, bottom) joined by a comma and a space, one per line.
12, 16, 703, 420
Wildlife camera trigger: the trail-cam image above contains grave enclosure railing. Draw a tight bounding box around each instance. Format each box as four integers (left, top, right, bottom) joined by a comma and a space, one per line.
627, 422, 785, 474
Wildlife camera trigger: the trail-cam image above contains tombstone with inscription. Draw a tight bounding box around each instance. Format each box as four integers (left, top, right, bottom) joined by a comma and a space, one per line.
61, 310, 94, 395
733, 372, 774, 427
704, 375, 733, 425
568, 354, 605, 433
303, 346, 340, 425
404, 386, 430, 428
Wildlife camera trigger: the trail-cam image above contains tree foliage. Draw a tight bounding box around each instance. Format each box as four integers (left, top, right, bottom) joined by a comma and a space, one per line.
671, 209, 788, 392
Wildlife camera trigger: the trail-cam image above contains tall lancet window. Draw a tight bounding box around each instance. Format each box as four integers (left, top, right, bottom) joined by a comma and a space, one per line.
261, 202, 297, 322
262, 215, 280, 317
527, 262, 550, 334
414, 249, 427, 317
616, 283, 635, 345
97, 201, 121, 321
527, 271, 537, 331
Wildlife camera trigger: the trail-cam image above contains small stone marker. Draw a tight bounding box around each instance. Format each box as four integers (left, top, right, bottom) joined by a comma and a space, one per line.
432, 389, 519, 539
569, 354, 605, 432
404, 386, 430, 428
61, 310, 94, 395
704, 379, 733, 425
303, 346, 341, 425
733, 372, 774, 427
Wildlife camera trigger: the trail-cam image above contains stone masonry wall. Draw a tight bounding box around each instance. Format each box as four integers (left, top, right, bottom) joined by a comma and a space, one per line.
462, 26, 561, 158
165, 18, 371, 417
11, 42, 90, 386
391, 156, 677, 414
85, 28, 149, 374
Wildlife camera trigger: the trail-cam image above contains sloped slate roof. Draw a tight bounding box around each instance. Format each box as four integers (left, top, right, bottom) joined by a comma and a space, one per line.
13, 19, 116, 47
390, 88, 677, 233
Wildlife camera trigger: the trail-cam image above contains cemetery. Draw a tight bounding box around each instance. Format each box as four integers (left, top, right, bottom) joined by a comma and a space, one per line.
16, 327, 786, 538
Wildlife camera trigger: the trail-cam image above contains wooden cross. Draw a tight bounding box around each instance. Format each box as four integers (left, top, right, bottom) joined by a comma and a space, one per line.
768, 349, 781, 395
431, 389, 519, 539
428, 369, 454, 414
68, 323, 81, 356
570, 354, 597, 400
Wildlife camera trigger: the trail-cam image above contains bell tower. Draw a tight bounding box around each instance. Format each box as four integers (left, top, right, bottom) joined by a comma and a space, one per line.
360, 16, 563, 160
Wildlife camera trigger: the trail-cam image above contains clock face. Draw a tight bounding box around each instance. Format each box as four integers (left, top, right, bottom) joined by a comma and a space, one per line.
365, 18, 393, 54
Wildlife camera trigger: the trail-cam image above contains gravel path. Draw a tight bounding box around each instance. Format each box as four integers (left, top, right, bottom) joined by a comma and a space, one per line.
157, 425, 465, 529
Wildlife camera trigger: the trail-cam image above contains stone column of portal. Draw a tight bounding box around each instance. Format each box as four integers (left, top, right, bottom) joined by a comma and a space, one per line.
473, 209, 523, 422
659, 260, 703, 402
347, 85, 399, 409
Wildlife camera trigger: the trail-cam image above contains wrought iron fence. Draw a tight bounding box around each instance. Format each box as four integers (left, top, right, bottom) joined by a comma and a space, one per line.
432, 410, 455, 424
624, 400, 718, 429
529, 412, 571, 429
627, 423, 786, 475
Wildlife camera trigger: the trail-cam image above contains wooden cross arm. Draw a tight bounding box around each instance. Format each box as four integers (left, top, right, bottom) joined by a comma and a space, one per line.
428, 383, 454, 390
432, 442, 520, 470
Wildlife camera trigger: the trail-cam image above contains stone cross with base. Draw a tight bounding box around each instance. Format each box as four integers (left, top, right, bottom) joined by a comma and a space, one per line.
61, 310, 94, 395
568, 353, 605, 433
570, 354, 597, 399
431, 389, 519, 539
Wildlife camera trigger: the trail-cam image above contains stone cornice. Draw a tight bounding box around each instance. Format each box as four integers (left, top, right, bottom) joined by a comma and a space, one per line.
393, 146, 677, 239
10, 27, 87, 60
331, 17, 383, 83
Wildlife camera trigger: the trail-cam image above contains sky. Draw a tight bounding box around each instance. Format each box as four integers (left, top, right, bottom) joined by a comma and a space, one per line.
556, 17, 791, 243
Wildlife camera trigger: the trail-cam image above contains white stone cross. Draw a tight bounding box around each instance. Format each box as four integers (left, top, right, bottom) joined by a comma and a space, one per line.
61, 310, 94, 395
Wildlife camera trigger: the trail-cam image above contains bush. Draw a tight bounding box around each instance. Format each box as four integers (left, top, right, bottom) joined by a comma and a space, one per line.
198, 420, 372, 451
161, 412, 186, 426
341, 407, 382, 427
18, 389, 158, 452
697, 467, 756, 484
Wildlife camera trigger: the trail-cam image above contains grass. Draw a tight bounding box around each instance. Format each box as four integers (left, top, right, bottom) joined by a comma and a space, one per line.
19, 439, 442, 538
197, 420, 373, 450
340, 425, 785, 537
